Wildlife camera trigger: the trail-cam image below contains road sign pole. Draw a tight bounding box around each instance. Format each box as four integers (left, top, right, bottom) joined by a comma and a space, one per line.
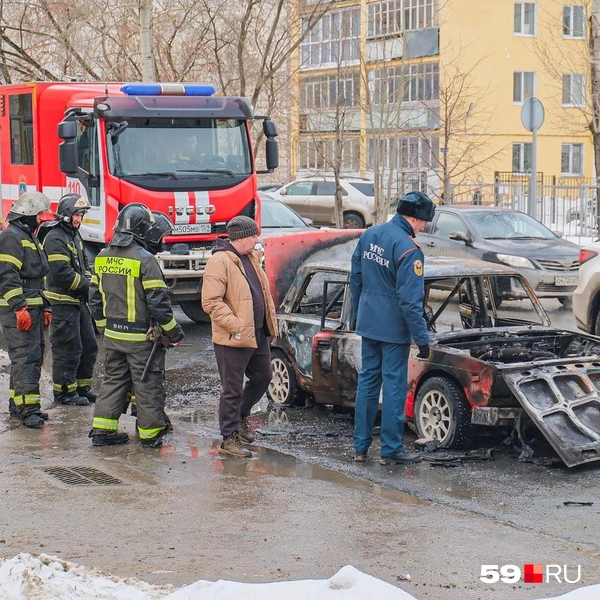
521, 97, 545, 219
529, 124, 538, 219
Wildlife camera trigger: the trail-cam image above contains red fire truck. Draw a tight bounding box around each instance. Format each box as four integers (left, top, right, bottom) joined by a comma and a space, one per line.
0, 81, 279, 322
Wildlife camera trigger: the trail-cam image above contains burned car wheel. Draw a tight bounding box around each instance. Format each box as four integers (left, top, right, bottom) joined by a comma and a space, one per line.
414, 376, 473, 448
268, 350, 299, 407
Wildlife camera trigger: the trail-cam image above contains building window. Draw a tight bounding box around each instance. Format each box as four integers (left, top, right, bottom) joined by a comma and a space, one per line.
372, 62, 439, 105
562, 73, 585, 106
514, 3, 536, 36
9, 93, 34, 165
300, 73, 360, 110
512, 142, 532, 173
299, 137, 360, 171
561, 143, 583, 175
367, 135, 439, 171
367, 0, 403, 38
513, 71, 535, 103
563, 5, 585, 38
301, 8, 361, 68
403, 0, 437, 32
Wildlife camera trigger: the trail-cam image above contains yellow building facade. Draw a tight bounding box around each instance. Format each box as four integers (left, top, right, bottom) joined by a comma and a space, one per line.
290, 0, 593, 203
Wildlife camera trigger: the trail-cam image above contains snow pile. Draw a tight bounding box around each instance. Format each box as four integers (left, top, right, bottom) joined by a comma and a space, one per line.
0, 553, 599, 600
165, 564, 417, 599
0, 555, 415, 600
0, 553, 169, 599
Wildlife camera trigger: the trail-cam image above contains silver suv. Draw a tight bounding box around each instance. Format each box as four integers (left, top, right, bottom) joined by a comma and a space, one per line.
273, 177, 374, 228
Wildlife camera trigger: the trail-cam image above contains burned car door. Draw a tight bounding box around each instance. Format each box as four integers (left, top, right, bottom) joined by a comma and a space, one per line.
311, 280, 360, 406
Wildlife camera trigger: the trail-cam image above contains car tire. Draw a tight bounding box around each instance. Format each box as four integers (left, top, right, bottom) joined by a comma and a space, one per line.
179, 300, 211, 324
414, 376, 473, 448
343, 212, 365, 229
268, 349, 300, 407
593, 309, 600, 337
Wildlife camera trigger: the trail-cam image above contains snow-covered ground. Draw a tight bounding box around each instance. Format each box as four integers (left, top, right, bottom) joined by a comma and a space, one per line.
0, 554, 598, 600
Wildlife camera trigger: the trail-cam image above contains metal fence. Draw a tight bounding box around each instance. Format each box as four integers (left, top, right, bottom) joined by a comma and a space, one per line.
439, 174, 600, 245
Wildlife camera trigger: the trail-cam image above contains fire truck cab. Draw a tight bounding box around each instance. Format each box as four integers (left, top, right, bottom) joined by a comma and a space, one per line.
0, 82, 278, 322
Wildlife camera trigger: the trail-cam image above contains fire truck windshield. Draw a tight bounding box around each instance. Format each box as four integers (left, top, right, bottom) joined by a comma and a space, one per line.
106, 117, 252, 179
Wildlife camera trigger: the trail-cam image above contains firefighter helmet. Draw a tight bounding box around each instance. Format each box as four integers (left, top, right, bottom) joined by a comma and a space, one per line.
396, 191, 436, 222
147, 212, 173, 254
6, 191, 51, 221
57, 194, 91, 224
111, 203, 155, 247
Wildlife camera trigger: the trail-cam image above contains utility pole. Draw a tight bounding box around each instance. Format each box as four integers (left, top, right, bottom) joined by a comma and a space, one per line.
590, 2, 600, 231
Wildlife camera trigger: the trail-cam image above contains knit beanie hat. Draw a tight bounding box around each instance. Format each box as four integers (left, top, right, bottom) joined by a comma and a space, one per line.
226, 216, 259, 240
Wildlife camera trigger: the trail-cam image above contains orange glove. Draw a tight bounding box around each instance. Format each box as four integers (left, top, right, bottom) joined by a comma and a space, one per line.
14, 307, 32, 331
43, 311, 52, 328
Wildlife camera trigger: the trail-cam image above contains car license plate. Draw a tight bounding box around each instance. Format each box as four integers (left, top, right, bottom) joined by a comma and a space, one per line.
172, 223, 211, 235
555, 276, 578, 286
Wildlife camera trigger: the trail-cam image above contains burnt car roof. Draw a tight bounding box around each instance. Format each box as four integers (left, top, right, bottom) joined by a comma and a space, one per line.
299, 255, 521, 279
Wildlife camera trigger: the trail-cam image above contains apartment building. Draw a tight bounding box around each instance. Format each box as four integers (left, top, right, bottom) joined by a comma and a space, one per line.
290, 0, 593, 202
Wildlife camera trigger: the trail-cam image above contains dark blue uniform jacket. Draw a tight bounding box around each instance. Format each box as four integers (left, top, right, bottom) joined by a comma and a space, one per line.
350, 214, 429, 346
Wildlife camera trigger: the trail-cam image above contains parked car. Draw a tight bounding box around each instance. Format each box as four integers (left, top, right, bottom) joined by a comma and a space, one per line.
416, 206, 580, 305
266, 247, 600, 467
272, 177, 375, 229
259, 192, 315, 234
258, 183, 285, 192
573, 242, 600, 333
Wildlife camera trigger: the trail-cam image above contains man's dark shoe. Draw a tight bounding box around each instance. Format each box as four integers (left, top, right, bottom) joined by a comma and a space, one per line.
91, 431, 129, 446
77, 387, 97, 403
354, 450, 368, 463
54, 391, 89, 406
219, 433, 252, 458
238, 417, 255, 444
380, 452, 421, 466
21, 413, 45, 428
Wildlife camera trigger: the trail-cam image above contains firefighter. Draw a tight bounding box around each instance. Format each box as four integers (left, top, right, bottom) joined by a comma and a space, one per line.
42, 193, 97, 406
88, 204, 184, 448
0, 192, 52, 428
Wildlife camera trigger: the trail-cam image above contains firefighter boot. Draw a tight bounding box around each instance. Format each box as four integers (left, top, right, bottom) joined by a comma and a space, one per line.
21, 409, 45, 429
90, 430, 129, 446
54, 391, 89, 406
10, 399, 48, 421
140, 420, 172, 449
77, 387, 97, 403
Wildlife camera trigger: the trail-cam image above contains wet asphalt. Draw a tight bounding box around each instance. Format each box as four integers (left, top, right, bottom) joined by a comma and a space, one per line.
0, 301, 599, 599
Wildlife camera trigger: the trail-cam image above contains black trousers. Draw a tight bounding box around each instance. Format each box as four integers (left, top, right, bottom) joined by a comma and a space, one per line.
50, 303, 98, 393
0, 306, 44, 415
214, 328, 272, 438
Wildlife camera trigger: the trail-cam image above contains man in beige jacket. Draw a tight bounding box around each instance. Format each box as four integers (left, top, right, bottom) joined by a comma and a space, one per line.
201, 216, 277, 458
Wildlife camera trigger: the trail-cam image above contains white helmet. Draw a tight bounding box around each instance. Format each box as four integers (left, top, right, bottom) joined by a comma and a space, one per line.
7, 192, 51, 221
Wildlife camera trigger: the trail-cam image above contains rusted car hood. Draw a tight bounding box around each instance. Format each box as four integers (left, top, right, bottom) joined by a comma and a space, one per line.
502, 361, 600, 467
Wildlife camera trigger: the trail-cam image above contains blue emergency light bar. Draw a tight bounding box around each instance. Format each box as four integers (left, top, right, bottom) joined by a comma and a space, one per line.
120, 83, 216, 96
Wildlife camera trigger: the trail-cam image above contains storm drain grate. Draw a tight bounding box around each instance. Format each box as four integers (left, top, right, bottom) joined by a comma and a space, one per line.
40, 466, 123, 486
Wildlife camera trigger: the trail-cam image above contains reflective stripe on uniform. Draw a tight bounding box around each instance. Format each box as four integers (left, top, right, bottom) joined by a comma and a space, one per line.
47, 254, 70, 263
138, 426, 165, 440
161, 317, 177, 332
95, 318, 107, 328
105, 329, 147, 342
92, 417, 119, 432
77, 378, 93, 387
69, 272, 81, 290
94, 256, 141, 277
142, 279, 167, 290
44, 291, 80, 304
20, 240, 37, 250
0, 254, 23, 269
25, 297, 44, 306
53, 382, 77, 393
13, 393, 41, 406
4, 287, 23, 300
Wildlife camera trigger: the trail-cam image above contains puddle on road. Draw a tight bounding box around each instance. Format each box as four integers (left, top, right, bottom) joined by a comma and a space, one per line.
214, 445, 430, 506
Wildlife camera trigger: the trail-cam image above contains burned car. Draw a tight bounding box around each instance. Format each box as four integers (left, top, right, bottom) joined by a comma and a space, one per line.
266, 245, 600, 468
